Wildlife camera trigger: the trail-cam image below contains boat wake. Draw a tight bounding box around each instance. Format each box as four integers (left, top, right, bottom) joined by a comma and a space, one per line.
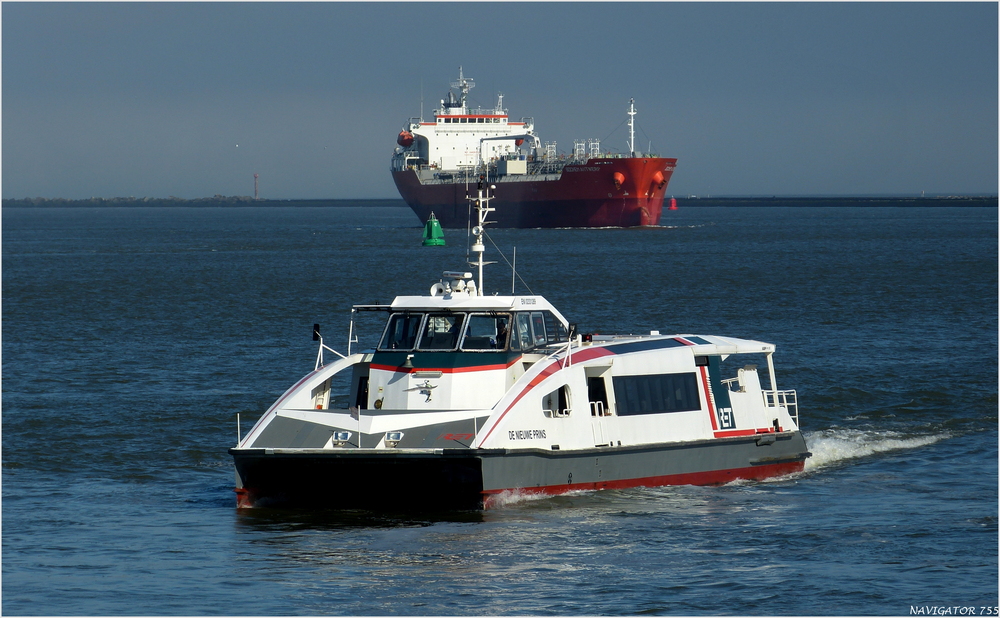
802, 428, 951, 471
484, 489, 554, 509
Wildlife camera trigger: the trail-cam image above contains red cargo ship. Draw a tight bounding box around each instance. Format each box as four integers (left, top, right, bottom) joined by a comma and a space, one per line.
391, 68, 677, 228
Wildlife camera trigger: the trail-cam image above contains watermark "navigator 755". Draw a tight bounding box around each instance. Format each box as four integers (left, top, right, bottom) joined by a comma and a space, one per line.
910, 607, 999, 616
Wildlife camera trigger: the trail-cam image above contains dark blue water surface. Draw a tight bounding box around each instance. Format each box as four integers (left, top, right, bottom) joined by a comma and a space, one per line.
3, 205, 997, 615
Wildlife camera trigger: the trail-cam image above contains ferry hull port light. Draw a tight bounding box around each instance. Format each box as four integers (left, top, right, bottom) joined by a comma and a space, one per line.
385, 432, 404, 447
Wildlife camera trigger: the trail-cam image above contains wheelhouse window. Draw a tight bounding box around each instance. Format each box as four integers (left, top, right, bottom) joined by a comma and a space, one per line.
530, 313, 547, 346
379, 313, 424, 350
513, 311, 568, 352
514, 313, 533, 350
543, 312, 568, 343
461, 314, 510, 350
418, 313, 465, 350
378, 309, 565, 353
613, 373, 701, 416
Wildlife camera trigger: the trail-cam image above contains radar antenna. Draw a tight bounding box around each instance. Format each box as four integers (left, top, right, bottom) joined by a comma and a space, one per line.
450, 67, 475, 110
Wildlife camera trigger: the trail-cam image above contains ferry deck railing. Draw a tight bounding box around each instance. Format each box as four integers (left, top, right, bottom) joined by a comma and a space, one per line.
763, 389, 799, 428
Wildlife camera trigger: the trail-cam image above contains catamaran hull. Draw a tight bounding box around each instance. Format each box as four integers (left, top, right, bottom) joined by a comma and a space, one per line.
231, 431, 809, 509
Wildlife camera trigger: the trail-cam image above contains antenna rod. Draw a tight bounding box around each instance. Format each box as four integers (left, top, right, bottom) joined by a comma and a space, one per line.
628, 98, 636, 155
511, 246, 516, 294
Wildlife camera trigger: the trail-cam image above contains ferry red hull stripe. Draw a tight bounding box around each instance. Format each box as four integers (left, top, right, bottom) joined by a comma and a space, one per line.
482, 460, 807, 505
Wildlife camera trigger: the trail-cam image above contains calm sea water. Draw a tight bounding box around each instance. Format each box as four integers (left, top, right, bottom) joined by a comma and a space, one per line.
3, 205, 997, 615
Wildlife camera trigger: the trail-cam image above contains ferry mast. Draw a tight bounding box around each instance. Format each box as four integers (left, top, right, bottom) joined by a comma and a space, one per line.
468, 177, 495, 295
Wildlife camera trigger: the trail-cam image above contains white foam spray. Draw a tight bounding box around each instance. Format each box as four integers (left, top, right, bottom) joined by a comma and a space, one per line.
803, 428, 950, 471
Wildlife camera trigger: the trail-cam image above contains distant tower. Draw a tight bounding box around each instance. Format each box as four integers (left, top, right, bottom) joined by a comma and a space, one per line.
253, 173, 259, 200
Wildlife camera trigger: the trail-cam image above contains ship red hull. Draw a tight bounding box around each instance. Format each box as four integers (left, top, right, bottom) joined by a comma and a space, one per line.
393, 157, 677, 228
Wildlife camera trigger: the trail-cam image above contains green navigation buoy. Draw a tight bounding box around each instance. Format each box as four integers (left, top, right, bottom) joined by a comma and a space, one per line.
421, 212, 446, 246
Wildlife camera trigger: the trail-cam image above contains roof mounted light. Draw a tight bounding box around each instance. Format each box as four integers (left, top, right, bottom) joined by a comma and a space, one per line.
329, 431, 352, 447
385, 431, 404, 448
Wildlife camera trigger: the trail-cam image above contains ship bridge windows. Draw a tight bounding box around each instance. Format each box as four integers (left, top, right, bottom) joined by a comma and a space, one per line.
418, 313, 465, 350
461, 313, 511, 350
514, 311, 568, 352
379, 312, 424, 350
376, 310, 565, 353
439, 117, 502, 124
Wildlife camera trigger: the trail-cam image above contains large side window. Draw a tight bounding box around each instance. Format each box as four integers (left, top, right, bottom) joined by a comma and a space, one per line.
378, 313, 424, 350
461, 314, 511, 350
418, 313, 465, 350
612, 373, 701, 416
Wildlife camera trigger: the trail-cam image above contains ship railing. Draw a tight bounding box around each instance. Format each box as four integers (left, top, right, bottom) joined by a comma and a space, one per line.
390, 152, 423, 172
762, 389, 799, 428
314, 333, 347, 371
590, 401, 612, 417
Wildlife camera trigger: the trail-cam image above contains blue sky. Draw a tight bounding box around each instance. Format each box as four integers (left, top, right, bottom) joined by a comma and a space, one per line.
3, 2, 996, 199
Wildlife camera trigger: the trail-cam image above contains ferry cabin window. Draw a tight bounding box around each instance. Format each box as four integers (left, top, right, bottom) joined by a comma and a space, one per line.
612, 373, 701, 416
418, 313, 465, 350
379, 313, 424, 350
543, 385, 571, 417
461, 314, 510, 350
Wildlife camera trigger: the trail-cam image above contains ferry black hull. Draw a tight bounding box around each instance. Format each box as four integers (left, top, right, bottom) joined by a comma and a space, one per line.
392, 157, 677, 228
231, 431, 809, 510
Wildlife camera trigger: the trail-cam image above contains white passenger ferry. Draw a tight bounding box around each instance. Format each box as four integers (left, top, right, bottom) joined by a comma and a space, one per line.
230, 182, 809, 509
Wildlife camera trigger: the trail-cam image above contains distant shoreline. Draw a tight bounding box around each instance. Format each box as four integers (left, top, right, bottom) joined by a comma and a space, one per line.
1, 197, 407, 208
2, 196, 997, 208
